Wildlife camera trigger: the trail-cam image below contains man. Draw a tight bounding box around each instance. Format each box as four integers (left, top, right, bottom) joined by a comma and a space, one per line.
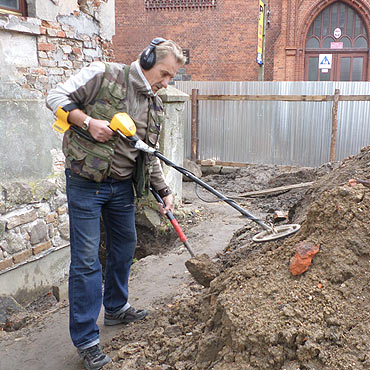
46, 38, 186, 370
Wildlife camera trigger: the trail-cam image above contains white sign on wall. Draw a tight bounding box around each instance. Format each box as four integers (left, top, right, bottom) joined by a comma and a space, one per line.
319, 54, 332, 69
334, 27, 342, 39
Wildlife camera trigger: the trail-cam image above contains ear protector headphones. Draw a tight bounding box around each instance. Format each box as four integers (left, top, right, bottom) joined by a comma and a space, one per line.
140, 37, 167, 70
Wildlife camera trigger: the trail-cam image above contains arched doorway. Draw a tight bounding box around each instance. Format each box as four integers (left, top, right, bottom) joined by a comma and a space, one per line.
304, 1, 369, 81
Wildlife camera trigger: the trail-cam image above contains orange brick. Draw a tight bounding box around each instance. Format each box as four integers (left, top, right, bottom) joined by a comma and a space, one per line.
41, 20, 59, 29
72, 47, 82, 55
12, 249, 32, 264
32, 240, 51, 256
0, 258, 13, 271
57, 31, 66, 38
38, 43, 56, 52
32, 241, 52, 255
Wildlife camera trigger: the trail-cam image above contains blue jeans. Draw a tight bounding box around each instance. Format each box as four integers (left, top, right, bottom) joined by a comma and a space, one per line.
65, 169, 137, 349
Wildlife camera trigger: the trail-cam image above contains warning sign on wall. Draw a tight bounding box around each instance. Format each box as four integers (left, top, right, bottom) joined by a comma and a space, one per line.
319, 54, 332, 69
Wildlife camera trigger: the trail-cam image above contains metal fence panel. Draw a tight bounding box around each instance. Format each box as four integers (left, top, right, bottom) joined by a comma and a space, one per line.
174, 81, 370, 167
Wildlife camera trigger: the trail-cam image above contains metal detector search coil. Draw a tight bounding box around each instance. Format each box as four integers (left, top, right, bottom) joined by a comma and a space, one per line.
252, 224, 301, 242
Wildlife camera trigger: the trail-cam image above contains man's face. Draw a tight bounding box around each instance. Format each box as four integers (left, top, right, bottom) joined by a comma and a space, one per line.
143, 54, 182, 94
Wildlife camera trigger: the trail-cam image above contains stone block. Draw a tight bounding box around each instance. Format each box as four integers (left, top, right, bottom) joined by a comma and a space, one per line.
0, 200, 5, 214
0, 220, 5, 239
46, 212, 58, 224
52, 235, 70, 248
201, 166, 222, 176
2, 182, 33, 205
58, 214, 70, 240
136, 207, 162, 230
185, 254, 220, 287
220, 166, 237, 174
48, 223, 55, 238
5, 230, 28, 254
54, 192, 68, 209
0, 294, 25, 325
4, 207, 38, 230
183, 159, 202, 182
30, 220, 48, 245
158, 85, 189, 103
34, 180, 58, 201
57, 205, 68, 215
36, 203, 51, 218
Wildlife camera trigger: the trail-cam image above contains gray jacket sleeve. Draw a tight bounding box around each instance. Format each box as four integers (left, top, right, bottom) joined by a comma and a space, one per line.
46, 62, 106, 114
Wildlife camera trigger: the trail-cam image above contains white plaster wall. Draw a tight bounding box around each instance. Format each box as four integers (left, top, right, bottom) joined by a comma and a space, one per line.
58, 12, 99, 38
97, 0, 115, 40
0, 31, 38, 68
0, 247, 70, 304
32, 0, 78, 21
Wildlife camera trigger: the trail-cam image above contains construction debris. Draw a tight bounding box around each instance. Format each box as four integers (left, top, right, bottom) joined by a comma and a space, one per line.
289, 241, 320, 275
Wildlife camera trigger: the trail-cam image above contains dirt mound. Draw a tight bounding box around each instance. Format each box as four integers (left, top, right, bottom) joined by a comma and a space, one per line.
106, 147, 370, 370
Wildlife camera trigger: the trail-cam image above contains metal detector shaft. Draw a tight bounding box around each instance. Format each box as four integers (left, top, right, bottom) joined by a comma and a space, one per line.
154, 151, 272, 231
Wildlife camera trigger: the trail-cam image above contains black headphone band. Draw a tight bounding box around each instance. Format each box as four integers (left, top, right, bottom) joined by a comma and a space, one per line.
140, 37, 167, 70
150, 37, 167, 46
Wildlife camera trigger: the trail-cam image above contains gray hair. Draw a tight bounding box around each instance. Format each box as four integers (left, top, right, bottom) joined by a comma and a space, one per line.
154, 39, 186, 65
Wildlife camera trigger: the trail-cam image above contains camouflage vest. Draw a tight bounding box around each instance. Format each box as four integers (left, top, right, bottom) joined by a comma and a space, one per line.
63, 62, 163, 196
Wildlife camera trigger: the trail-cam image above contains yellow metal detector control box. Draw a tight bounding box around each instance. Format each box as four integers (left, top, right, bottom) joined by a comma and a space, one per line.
52, 108, 137, 139
52, 107, 71, 133
109, 112, 137, 138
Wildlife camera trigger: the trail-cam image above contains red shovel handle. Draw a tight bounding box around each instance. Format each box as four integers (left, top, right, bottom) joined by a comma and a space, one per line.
168, 216, 187, 243
150, 186, 195, 257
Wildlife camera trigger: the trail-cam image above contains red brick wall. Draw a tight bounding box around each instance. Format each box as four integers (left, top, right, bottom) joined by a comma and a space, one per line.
273, 0, 370, 81
114, 0, 265, 80
113, 0, 370, 81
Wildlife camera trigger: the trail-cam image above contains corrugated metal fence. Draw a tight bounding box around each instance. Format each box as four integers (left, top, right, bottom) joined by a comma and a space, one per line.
174, 81, 370, 167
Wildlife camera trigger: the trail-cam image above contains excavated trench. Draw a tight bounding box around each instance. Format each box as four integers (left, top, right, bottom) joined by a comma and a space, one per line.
99, 217, 180, 278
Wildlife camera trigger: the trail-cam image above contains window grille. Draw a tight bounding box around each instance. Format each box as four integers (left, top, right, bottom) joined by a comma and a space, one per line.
145, 0, 217, 10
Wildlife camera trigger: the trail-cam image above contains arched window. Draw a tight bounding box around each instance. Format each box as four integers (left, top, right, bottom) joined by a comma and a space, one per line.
305, 2, 368, 81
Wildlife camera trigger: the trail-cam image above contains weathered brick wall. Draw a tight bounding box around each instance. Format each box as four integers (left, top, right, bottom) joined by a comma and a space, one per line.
2, 10, 115, 95
0, 0, 114, 275
0, 175, 69, 272
114, 0, 370, 81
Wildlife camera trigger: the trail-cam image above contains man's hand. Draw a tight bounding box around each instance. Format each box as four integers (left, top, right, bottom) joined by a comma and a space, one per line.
68, 109, 114, 143
89, 119, 114, 142
158, 193, 174, 215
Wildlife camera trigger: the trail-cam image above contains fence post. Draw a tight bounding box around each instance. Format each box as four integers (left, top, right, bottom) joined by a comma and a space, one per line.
191, 88, 199, 161
329, 88, 340, 162
158, 86, 189, 203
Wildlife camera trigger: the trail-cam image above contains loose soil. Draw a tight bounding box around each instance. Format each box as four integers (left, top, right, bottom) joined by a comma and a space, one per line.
103, 147, 370, 370
1, 147, 369, 370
